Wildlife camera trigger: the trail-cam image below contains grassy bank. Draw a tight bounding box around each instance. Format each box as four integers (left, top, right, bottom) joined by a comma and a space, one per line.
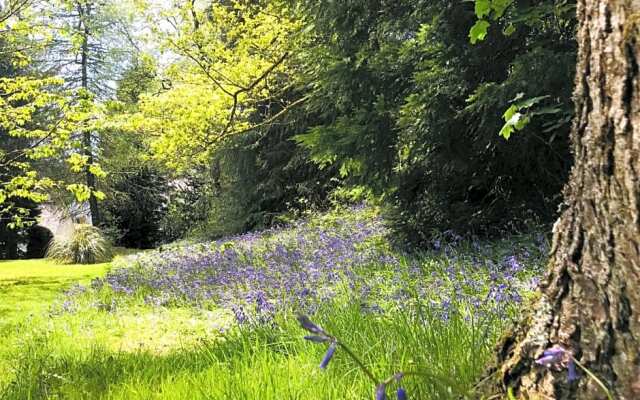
0, 208, 547, 399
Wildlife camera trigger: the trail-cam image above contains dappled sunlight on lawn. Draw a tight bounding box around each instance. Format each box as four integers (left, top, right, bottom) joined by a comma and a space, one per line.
51, 306, 231, 354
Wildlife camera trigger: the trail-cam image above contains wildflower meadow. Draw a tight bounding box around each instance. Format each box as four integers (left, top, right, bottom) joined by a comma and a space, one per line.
0, 206, 551, 399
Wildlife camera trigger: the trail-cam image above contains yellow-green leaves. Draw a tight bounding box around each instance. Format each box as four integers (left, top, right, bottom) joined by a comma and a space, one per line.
0, 0, 124, 227
126, 0, 302, 172
469, 0, 515, 44
65, 182, 105, 204
469, 20, 491, 44
475, 0, 492, 19
499, 104, 529, 139
0, 74, 97, 209
67, 154, 90, 173
499, 94, 560, 139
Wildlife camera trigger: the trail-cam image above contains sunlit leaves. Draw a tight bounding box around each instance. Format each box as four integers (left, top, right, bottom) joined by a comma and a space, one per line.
65, 184, 92, 202
469, 0, 515, 44
129, 81, 241, 170
475, 0, 491, 18
498, 94, 561, 139
127, 0, 302, 171
469, 20, 491, 44
0, 20, 104, 224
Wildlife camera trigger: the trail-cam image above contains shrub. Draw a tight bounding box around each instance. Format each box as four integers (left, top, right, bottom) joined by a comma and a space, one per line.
47, 224, 113, 264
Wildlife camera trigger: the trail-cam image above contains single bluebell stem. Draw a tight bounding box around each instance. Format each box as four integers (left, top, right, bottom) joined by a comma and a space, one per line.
336, 341, 378, 384
297, 315, 377, 382
571, 358, 614, 400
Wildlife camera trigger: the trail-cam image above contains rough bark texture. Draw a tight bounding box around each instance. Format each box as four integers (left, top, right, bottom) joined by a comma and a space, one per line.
490, 1, 640, 398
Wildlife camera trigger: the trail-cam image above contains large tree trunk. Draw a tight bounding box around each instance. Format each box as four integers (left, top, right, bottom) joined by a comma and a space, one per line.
492, 1, 640, 398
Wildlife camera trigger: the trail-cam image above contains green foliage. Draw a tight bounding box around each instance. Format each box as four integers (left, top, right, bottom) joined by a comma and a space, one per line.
115, 55, 158, 105
498, 94, 562, 139
293, 0, 415, 190
46, 224, 113, 264
290, 0, 576, 242
157, 171, 215, 242
187, 100, 339, 239
469, 19, 491, 44
101, 166, 168, 249
127, 0, 302, 171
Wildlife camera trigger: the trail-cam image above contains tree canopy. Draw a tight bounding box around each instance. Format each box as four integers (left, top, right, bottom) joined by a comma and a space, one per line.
2, 0, 577, 240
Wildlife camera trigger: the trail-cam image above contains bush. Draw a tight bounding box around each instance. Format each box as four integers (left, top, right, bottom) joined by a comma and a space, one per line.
46, 224, 113, 264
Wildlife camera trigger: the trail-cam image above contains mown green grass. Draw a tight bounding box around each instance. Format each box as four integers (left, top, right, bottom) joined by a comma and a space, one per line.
0, 259, 109, 323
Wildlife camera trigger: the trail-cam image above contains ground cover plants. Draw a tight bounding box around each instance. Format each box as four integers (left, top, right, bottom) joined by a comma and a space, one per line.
0, 206, 548, 399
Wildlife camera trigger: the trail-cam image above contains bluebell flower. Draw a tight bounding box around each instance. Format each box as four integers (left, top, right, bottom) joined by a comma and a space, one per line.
297, 315, 325, 335
535, 345, 579, 382
304, 335, 329, 343
535, 346, 566, 367
319, 342, 337, 369
396, 387, 407, 400
505, 255, 522, 273
375, 384, 387, 400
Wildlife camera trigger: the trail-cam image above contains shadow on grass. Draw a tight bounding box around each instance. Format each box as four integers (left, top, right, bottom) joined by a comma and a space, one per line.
1, 327, 289, 400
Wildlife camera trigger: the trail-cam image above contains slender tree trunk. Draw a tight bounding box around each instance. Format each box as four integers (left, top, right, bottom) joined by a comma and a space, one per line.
79, 1, 100, 226
489, 1, 640, 398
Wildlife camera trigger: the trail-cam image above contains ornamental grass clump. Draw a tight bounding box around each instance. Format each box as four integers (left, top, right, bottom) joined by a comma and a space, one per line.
47, 224, 113, 264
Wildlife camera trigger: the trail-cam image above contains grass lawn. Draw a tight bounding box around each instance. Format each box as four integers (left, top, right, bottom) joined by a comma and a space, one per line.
0, 259, 109, 325
0, 257, 232, 399
0, 259, 110, 393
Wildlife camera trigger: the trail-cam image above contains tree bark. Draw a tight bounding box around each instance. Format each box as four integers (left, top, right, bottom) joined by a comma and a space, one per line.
491, 1, 640, 398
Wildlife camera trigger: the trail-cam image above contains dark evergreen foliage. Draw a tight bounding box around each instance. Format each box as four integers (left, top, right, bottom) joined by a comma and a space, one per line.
25, 226, 54, 259
295, 0, 577, 243
195, 97, 340, 238
101, 166, 168, 249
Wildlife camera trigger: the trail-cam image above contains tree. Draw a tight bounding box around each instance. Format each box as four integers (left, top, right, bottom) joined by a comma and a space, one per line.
0, 0, 133, 230
489, 1, 640, 398
0, 6, 84, 229
43, 0, 137, 226
289, 0, 577, 242
99, 57, 171, 248
132, 0, 301, 170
